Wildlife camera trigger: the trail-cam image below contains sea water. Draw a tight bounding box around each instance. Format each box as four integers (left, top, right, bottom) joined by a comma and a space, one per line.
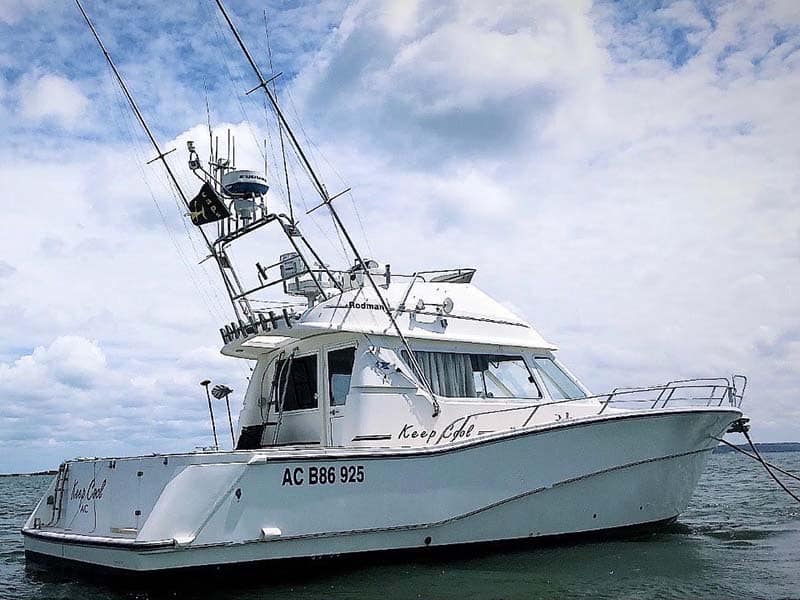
1, 452, 798, 600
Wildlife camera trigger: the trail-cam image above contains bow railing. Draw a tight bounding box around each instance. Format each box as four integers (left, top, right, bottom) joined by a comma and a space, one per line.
451, 375, 748, 433
595, 375, 748, 414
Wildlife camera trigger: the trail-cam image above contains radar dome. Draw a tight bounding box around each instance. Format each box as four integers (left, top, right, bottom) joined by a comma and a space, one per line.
221, 170, 269, 197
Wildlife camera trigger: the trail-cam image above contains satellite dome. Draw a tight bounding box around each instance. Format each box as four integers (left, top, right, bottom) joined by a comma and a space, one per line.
221, 170, 269, 197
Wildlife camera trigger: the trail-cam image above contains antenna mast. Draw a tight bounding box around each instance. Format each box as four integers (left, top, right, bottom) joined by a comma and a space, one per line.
214, 0, 438, 414
75, 0, 250, 322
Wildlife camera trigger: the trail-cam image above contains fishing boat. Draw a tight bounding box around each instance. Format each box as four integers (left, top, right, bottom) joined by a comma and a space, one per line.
22, 1, 748, 573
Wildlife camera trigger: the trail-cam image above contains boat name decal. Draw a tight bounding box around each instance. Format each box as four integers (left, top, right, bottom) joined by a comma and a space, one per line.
70, 477, 107, 514
347, 301, 385, 311
281, 464, 365, 486
322, 301, 390, 313
398, 417, 475, 445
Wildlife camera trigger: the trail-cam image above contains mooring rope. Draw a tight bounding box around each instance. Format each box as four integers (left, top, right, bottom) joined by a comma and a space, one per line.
713, 436, 800, 484
715, 420, 800, 504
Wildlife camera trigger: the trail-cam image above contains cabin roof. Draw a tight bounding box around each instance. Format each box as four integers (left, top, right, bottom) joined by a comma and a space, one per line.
221, 281, 556, 359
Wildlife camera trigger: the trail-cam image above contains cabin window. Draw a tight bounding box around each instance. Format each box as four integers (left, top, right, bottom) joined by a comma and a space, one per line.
328, 347, 356, 406
532, 357, 586, 400
275, 354, 318, 411
404, 350, 541, 399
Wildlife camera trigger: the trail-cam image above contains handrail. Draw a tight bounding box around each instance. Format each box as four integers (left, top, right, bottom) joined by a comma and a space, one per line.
450, 376, 747, 427
271, 350, 296, 445
387, 268, 477, 283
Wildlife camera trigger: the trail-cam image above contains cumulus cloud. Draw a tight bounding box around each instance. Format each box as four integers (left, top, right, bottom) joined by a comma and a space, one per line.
291, 0, 605, 161
35, 336, 106, 388
287, 0, 800, 443
0, 337, 240, 471
0, 0, 798, 472
17, 73, 89, 128
0, 0, 45, 25
0, 260, 14, 279
0, 337, 105, 402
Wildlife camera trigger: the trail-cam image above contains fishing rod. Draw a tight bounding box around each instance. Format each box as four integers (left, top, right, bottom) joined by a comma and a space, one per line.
213, 0, 439, 414
74, 0, 249, 322
263, 9, 294, 225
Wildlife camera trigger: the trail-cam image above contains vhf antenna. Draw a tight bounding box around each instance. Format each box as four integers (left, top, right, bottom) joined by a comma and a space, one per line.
214, 0, 438, 415
75, 0, 249, 322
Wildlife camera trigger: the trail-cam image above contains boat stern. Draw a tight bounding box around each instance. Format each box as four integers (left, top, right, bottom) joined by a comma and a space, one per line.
21, 452, 247, 570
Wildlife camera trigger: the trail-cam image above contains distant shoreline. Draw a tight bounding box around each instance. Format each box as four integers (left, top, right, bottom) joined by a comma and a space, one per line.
1, 442, 799, 476
0, 469, 58, 478
713, 441, 800, 453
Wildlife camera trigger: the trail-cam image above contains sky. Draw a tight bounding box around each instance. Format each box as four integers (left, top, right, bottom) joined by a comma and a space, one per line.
0, 0, 798, 472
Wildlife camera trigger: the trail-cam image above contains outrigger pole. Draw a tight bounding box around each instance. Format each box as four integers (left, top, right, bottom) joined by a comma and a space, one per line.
214, 0, 439, 415
263, 9, 294, 225
74, 0, 250, 323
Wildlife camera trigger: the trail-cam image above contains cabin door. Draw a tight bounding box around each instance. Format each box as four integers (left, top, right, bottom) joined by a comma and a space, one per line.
326, 346, 356, 446
263, 352, 321, 446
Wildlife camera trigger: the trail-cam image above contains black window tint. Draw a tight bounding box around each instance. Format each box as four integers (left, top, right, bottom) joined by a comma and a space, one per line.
276, 354, 318, 411
328, 347, 356, 406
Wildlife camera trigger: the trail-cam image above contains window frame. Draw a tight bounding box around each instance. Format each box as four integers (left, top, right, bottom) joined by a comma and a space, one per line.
529, 355, 588, 400
326, 344, 357, 407
400, 346, 543, 401
273, 351, 320, 413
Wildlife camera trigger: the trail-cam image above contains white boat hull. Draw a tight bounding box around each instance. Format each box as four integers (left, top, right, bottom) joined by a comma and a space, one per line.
23, 408, 738, 572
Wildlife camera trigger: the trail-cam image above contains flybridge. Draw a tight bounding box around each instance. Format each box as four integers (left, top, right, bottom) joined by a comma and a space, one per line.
218, 277, 560, 361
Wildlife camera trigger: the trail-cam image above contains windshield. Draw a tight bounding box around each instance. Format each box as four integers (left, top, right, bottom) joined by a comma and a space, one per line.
532, 357, 586, 399
404, 350, 541, 399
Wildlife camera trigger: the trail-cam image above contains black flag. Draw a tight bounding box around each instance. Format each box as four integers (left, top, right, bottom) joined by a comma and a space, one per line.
189, 183, 230, 226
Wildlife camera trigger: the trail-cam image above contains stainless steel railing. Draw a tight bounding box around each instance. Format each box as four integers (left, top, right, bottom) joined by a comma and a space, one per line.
594, 375, 747, 413
454, 375, 748, 431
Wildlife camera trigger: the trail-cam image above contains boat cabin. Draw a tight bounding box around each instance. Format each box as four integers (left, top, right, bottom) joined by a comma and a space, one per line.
231, 278, 593, 451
